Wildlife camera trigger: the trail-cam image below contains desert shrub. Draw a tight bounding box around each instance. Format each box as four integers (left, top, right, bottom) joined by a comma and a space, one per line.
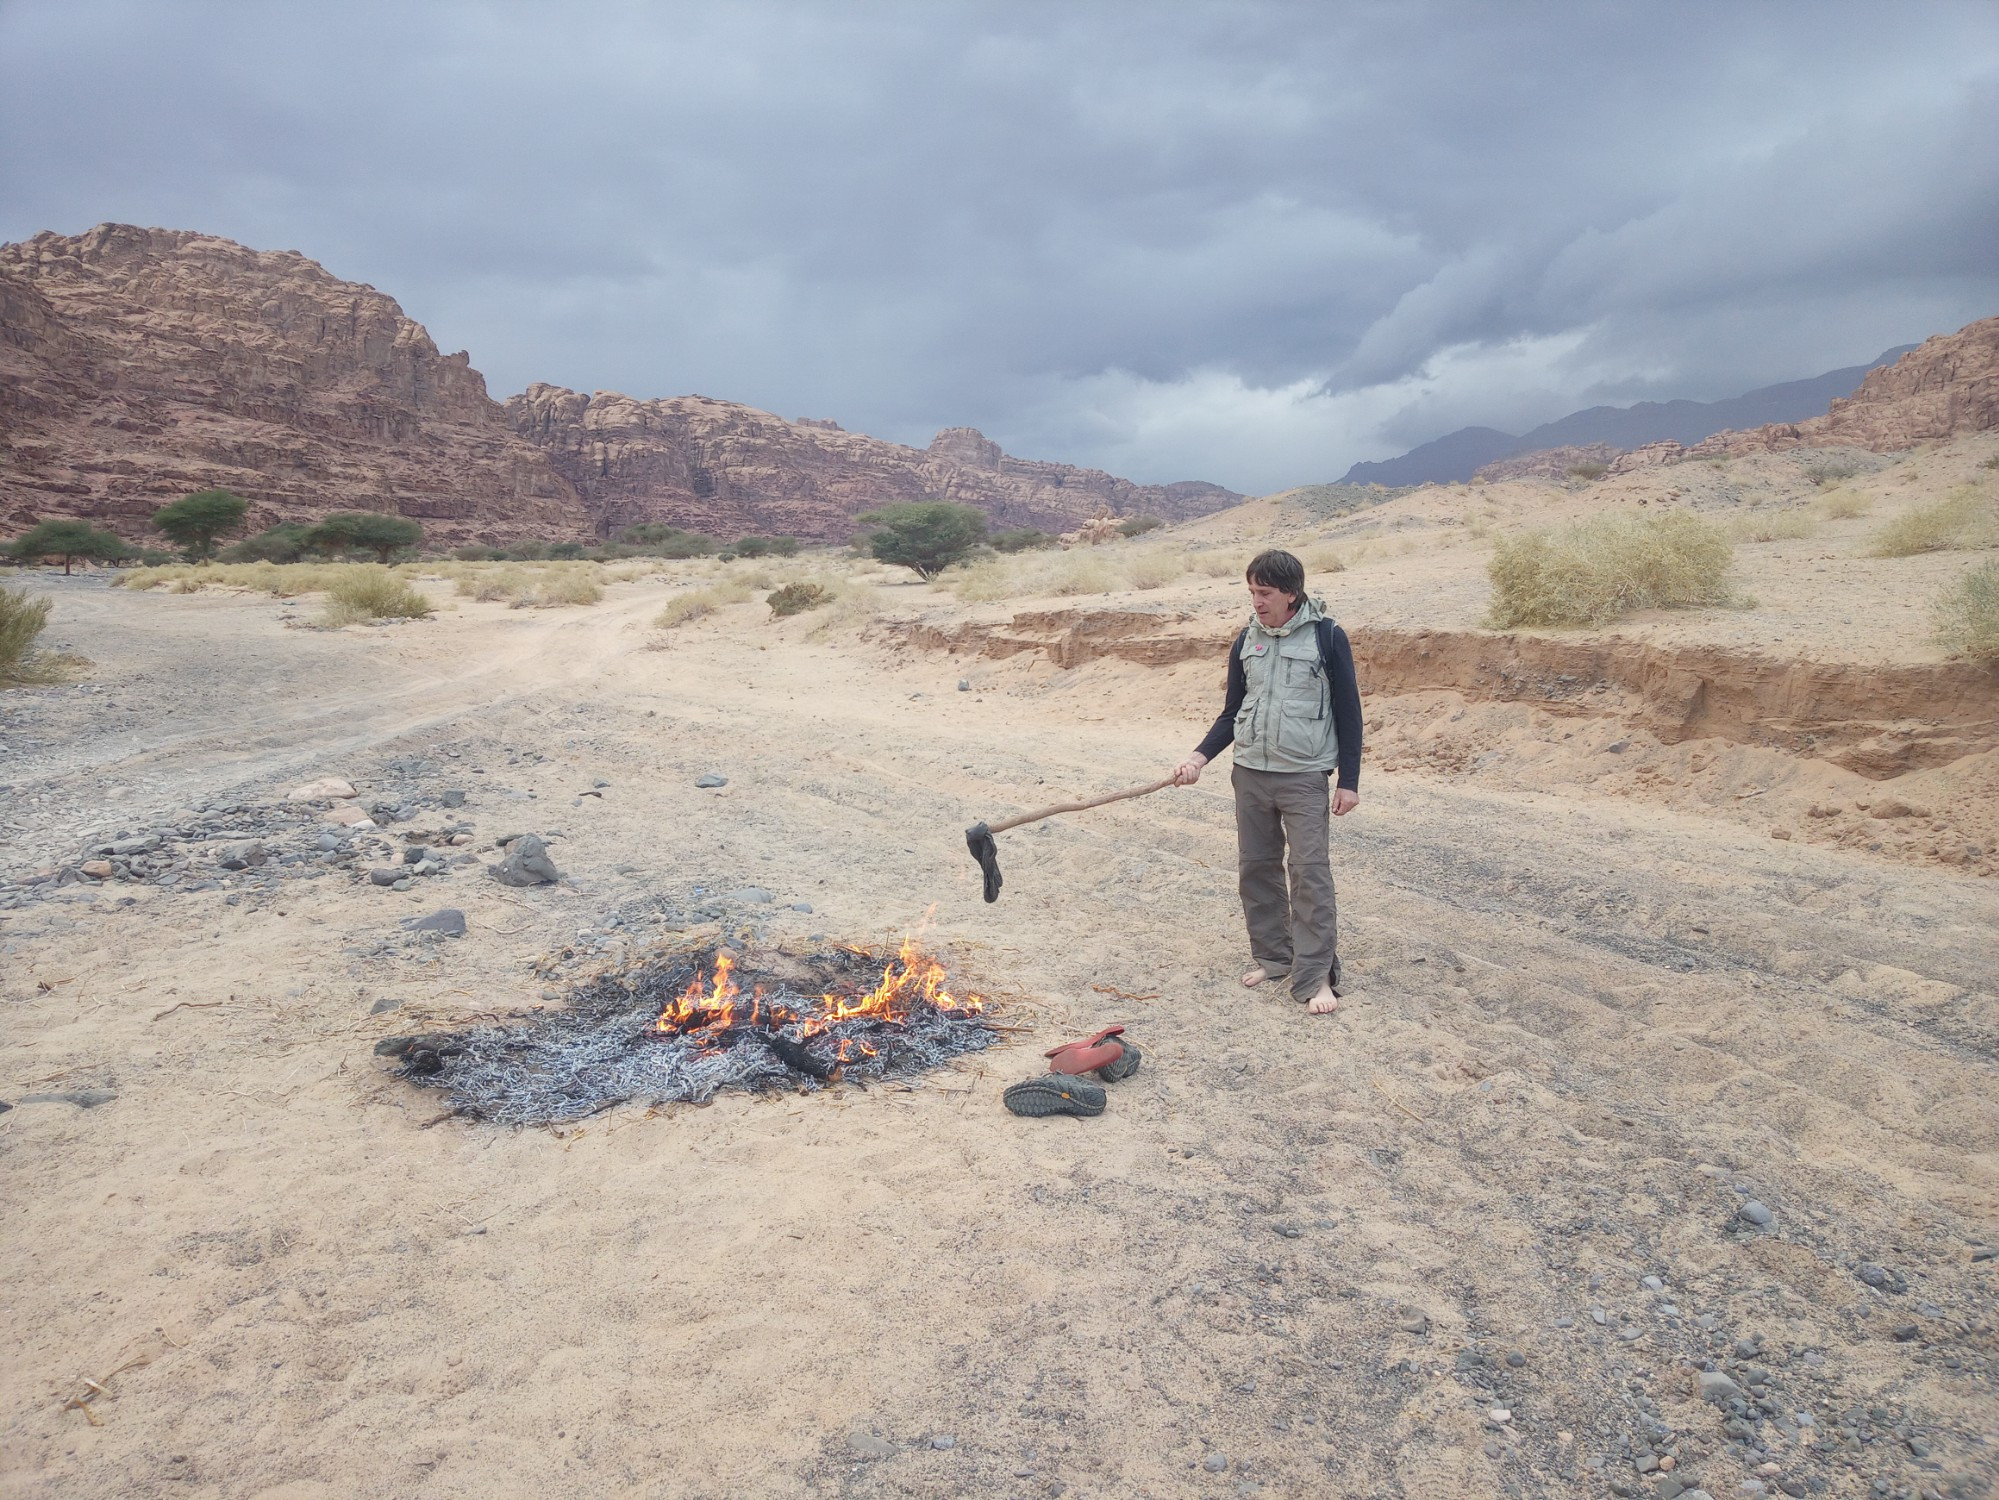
1869, 486, 1996, 557
303, 511, 424, 562
1802, 457, 1859, 487
1933, 560, 1999, 662
547, 541, 585, 560
221, 523, 312, 564
0, 586, 55, 684
735, 535, 801, 558
1983, 454, 1999, 470
518, 570, 604, 608
767, 581, 832, 617
1118, 515, 1165, 538
319, 566, 434, 625
617, 523, 719, 558
458, 567, 529, 602
451, 544, 505, 561
1302, 544, 1348, 574
1566, 462, 1609, 482
117, 564, 188, 590
1190, 549, 1245, 578
654, 579, 754, 627
1123, 549, 1187, 589
948, 546, 1185, 601
1486, 510, 1735, 628
1727, 510, 1818, 543
1816, 489, 1872, 520
992, 528, 1055, 553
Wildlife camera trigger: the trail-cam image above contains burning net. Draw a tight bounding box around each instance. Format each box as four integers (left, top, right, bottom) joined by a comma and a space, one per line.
395, 939, 995, 1127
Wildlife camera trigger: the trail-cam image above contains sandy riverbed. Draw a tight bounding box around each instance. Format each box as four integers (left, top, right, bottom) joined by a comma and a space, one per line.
1, 520, 1995, 1498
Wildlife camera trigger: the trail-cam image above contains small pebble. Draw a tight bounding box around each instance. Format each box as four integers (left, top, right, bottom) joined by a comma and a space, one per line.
1203, 1452, 1228, 1472
1738, 1201, 1775, 1229
929, 1434, 955, 1450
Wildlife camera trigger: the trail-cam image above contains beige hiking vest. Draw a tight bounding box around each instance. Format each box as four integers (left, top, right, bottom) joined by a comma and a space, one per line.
1231, 598, 1341, 774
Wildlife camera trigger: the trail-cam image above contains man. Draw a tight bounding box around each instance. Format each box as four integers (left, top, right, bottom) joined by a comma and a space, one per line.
1172, 549, 1361, 1016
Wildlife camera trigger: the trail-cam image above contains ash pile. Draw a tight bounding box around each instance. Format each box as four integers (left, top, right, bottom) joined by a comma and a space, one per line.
384, 941, 996, 1127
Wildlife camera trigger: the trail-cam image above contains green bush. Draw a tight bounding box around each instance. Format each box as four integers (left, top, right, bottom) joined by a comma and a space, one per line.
735, 535, 800, 558
547, 541, 585, 560
221, 522, 312, 564
1933, 559, 1999, 662
767, 581, 832, 617
0, 586, 56, 684
1486, 510, 1735, 628
857, 501, 988, 580
991, 528, 1055, 553
1802, 457, 1859, 487
9, 519, 130, 573
615, 523, 719, 558
1117, 515, 1165, 538
1869, 487, 1996, 557
152, 489, 248, 559
303, 511, 425, 562
452, 544, 507, 561
320, 566, 435, 625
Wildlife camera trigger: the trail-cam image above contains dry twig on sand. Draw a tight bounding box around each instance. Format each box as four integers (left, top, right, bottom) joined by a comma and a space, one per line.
60, 1353, 152, 1425
1091, 983, 1161, 1002
1372, 1077, 1428, 1124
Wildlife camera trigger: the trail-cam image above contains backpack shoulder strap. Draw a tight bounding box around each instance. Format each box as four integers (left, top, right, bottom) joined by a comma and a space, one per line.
1315, 617, 1334, 670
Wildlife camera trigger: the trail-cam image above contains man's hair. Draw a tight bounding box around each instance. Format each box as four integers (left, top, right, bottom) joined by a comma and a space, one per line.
1245, 548, 1305, 601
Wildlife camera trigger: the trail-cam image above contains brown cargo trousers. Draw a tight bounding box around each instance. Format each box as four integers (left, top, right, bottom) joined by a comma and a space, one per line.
1231, 764, 1340, 1002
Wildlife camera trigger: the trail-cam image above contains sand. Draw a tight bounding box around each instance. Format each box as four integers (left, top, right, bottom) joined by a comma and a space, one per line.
2, 465, 1996, 1498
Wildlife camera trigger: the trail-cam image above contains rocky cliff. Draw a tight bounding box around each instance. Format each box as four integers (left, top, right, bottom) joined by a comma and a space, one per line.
0, 224, 589, 545
504, 388, 1241, 542
1, 223, 1240, 549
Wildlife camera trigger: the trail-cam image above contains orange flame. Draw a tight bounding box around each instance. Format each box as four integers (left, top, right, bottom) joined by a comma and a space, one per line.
653, 938, 983, 1049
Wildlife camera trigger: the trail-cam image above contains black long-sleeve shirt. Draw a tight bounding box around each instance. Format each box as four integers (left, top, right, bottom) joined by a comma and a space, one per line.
1193, 621, 1363, 792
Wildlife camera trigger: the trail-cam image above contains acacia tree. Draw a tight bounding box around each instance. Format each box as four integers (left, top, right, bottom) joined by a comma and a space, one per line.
152, 489, 249, 560
303, 511, 423, 562
856, 502, 988, 581
10, 519, 131, 574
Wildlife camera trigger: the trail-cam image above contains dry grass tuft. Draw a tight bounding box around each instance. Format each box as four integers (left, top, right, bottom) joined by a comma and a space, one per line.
1727, 509, 1818, 543
654, 579, 754, 627
1486, 510, 1735, 628
1815, 489, 1873, 520
1869, 486, 1997, 557
319, 567, 435, 626
948, 546, 1185, 601
1, 586, 61, 685
516, 570, 604, 608
1933, 559, 1999, 662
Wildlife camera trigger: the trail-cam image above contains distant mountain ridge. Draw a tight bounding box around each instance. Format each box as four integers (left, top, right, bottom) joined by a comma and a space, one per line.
1340, 348, 1916, 487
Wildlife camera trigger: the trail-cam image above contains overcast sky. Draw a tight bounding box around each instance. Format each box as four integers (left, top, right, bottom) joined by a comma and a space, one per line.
4, 1, 1997, 493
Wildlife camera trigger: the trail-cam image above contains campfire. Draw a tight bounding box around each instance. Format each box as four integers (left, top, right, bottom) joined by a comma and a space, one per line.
388, 938, 995, 1126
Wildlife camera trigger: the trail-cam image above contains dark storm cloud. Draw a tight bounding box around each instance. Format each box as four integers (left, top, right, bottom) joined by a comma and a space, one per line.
3, 0, 1996, 491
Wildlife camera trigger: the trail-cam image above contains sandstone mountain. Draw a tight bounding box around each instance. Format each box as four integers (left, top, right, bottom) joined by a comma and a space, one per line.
506, 385, 1241, 542
0, 224, 1240, 548
0, 224, 589, 545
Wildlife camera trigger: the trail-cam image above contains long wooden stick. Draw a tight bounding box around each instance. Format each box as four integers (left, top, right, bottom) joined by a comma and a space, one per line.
984, 776, 1176, 835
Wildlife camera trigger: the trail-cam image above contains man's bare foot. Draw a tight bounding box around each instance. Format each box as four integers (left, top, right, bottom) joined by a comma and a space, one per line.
1305, 982, 1340, 1015
1243, 966, 1269, 988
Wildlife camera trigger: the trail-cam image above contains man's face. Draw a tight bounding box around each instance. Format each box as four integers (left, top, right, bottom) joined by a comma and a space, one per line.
1248, 580, 1299, 628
